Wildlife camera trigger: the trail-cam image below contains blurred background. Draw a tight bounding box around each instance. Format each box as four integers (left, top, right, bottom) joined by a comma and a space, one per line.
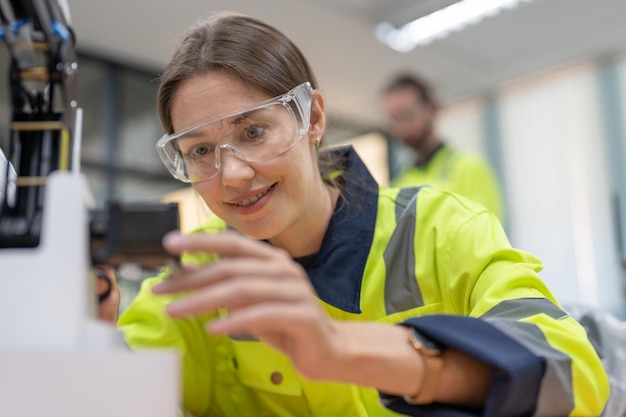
2, 0, 626, 318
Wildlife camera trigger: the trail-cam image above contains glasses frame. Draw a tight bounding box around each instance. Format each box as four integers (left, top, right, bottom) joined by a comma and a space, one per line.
156, 82, 314, 183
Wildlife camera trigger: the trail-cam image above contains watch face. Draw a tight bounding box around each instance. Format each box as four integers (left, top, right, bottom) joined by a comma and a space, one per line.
409, 328, 441, 355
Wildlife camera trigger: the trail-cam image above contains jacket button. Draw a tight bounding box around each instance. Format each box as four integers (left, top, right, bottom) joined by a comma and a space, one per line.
270, 371, 283, 385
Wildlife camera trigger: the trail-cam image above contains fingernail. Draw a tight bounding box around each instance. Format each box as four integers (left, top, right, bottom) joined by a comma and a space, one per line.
207, 319, 225, 334
166, 302, 184, 316
163, 231, 183, 247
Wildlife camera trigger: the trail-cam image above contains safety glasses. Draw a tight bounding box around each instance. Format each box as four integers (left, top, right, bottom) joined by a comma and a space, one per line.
156, 82, 313, 183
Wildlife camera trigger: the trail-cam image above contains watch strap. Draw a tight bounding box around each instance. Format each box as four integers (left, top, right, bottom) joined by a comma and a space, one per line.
402, 327, 444, 405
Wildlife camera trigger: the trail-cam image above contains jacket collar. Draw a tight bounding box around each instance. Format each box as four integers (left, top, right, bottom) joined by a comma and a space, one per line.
414, 142, 447, 168
295, 146, 379, 313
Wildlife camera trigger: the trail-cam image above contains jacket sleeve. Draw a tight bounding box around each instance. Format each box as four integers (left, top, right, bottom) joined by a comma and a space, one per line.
118, 271, 218, 416
381, 193, 609, 417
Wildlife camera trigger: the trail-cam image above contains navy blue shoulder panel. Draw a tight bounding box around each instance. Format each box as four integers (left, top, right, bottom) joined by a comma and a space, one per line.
304, 146, 379, 313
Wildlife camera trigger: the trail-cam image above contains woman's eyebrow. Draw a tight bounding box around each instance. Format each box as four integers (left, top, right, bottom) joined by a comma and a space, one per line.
176, 106, 272, 141
177, 130, 205, 140
231, 106, 269, 126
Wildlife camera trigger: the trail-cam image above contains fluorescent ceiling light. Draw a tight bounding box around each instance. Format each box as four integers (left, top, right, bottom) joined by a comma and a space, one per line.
376, 0, 535, 53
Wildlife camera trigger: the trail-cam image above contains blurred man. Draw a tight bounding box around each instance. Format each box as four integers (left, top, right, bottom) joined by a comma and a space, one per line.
381, 73, 505, 223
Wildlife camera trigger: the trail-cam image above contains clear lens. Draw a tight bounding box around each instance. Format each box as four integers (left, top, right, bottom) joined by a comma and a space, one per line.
173, 103, 298, 182
157, 82, 313, 183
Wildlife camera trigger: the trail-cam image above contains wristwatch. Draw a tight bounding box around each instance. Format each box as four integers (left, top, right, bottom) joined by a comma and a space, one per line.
402, 326, 444, 405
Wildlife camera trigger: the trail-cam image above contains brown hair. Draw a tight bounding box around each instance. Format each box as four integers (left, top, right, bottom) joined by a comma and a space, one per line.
157, 11, 344, 184
157, 11, 317, 133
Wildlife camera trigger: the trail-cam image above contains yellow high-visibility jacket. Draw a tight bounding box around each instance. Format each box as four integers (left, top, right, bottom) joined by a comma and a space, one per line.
392, 144, 505, 224
118, 146, 608, 417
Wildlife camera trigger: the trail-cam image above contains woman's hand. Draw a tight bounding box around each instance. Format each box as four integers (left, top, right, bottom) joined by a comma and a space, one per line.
152, 230, 340, 379
150, 231, 493, 404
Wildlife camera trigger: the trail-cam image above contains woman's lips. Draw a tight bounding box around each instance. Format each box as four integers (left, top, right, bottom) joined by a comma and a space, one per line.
231, 183, 275, 208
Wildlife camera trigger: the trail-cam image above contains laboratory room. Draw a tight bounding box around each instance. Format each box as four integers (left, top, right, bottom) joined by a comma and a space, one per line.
1, 0, 626, 416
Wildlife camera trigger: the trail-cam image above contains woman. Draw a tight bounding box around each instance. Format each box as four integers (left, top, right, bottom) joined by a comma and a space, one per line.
110, 11, 609, 417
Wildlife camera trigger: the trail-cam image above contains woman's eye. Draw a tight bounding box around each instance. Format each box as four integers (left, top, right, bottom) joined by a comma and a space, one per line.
244, 124, 266, 141
186, 143, 212, 159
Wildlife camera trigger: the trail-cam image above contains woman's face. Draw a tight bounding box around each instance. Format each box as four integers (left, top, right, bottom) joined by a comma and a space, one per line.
169, 72, 323, 242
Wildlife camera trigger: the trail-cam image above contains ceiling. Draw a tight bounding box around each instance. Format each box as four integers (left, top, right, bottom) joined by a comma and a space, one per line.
65, 0, 626, 129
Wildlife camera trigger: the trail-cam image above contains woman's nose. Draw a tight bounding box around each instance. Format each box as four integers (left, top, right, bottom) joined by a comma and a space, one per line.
218, 145, 255, 185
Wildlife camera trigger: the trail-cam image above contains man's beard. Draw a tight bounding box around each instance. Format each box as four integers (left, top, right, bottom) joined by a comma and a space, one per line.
405, 122, 434, 150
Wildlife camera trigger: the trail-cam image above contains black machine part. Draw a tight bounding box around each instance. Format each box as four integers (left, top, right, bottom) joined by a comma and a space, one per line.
90, 201, 180, 271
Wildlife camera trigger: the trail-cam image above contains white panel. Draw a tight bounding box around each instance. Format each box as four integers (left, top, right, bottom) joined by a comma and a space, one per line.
614, 56, 626, 264
0, 173, 181, 415
499, 65, 624, 316
616, 54, 626, 140
0, 173, 91, 348
0, 350, 180, 417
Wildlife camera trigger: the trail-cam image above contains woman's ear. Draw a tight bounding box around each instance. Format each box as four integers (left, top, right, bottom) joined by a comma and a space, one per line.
308, 90, 326, 142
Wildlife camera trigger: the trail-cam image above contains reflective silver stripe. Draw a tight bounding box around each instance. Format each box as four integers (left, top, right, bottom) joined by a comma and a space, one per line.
384, 187, 423, 314
491, 321, 574, 416
483, 299, 574, 416
480, 298, 569, 321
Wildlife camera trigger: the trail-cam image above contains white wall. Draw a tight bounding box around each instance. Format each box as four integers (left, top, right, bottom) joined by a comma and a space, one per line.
439, 98, 487, 155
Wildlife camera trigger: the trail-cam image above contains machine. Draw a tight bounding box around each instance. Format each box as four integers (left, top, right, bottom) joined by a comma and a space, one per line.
0, 1, 180, 415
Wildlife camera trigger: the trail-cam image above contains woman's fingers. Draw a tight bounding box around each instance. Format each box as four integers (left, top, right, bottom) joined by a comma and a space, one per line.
207, 303, 337, 378
153, 257, 305, 294
163, 230, 281, 260
166, 277, 309, 317
156, 231, 322, 343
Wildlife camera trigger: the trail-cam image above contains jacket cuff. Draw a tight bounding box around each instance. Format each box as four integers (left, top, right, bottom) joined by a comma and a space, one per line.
380, 315, 545, 417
